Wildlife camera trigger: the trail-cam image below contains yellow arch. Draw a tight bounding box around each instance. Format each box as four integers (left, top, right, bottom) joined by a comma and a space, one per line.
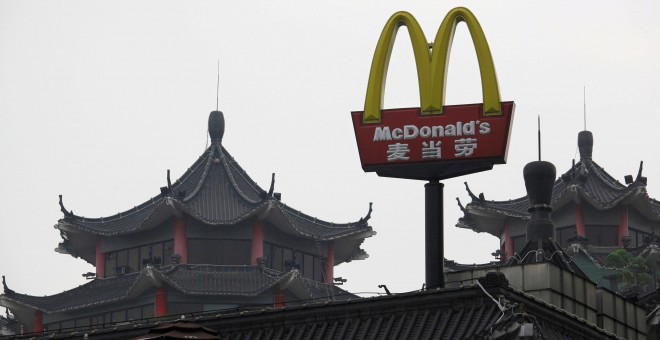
363, 7, 501, 124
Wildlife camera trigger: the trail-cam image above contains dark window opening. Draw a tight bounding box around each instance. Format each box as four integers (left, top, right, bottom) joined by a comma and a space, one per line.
585, 225, 618, 246
187, 239, 251, 265
263, 242, 324, 281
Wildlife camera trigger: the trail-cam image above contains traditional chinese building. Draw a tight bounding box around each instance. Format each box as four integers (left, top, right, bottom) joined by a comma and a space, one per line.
457, 130, 660, 293
0, 111, 375, 334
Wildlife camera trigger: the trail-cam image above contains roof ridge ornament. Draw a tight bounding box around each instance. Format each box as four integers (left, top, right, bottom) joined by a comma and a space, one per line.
456, 197, 466, 212
463, 182, 484, 201
267, 173, 276, 197
2, 276, 14, 294
359, 202, 373, 224
58, 195, 73, 217
635, 161, 647, 185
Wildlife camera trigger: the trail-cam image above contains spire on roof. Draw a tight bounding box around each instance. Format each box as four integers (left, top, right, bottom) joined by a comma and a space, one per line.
208, 111, 225, 143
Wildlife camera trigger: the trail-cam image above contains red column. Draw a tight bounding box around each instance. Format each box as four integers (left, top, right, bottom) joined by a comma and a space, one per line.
251, 221, 264, 265
325, 242, 334, 284
575, 204, 586, 237
274, 287, 285, 308
619, 206, 629, 247
155, 288, 168, 317
33, 310, 44, 333
504, 223, 513, 260
173, 217, 187, 264
95, 237, 105, 279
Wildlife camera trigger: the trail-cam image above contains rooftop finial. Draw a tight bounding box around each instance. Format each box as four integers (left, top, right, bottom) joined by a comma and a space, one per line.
523, 159, 556, 245
577, 130, 593, 161
208, 111, 225, 143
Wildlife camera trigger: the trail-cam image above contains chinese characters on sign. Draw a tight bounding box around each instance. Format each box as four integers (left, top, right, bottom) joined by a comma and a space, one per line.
386, 138, 478, 162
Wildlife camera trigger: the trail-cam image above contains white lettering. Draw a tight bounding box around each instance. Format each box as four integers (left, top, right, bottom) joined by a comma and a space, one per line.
373, 127, 392, 141
479, 122, 491, 135
445, 124, 456, 136
463, 121, 475, 135
372, 120, 493, 143
432, 125, 444, 137
420, 126, 432, 138
403, 125, 419, 140
392, 128, 403, 140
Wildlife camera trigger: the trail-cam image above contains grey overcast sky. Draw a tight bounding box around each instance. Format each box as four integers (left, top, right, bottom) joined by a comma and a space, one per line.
0, 1, 659, 297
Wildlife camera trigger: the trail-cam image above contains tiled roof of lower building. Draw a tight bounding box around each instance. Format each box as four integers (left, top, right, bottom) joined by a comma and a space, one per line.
0, 265, 353, 314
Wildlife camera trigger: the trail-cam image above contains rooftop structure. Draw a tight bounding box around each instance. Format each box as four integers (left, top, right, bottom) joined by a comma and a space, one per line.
457, 130, 660, 291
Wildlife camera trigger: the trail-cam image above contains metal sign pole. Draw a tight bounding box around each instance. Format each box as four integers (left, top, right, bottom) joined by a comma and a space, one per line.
425, 180, 444, 290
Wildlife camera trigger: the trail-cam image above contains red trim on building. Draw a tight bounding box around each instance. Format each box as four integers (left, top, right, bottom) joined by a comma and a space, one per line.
619, 206, 629, 247
33, 310, 43, 333
504, 223, 513, 260
575, 204, 586, 237
95, 237, 105, 279
251, 220, 264, 265
155, 287, 168, 317
325, 242, 334, 284
274, 287, 285, 308
173, 217, 188, 264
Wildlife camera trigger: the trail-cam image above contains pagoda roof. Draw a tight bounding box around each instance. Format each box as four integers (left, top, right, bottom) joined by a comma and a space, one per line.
54, 111, 374, 265
0, 265, 353, 315
57, 143, 371, 240
457, 131, 657, 236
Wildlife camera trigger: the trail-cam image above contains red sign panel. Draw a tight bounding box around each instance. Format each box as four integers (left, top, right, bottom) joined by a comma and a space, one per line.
351, 102, 515, 180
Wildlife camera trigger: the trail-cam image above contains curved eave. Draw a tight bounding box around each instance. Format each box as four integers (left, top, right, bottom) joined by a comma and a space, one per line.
268, 202, 374, 241
0, 273, 145, 314
56, 200, 171, 236
155, 265, 294, 297
0, 266, 314, 316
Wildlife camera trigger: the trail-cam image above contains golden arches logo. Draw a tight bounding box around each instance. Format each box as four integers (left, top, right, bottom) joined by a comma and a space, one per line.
363, 7, 501, 124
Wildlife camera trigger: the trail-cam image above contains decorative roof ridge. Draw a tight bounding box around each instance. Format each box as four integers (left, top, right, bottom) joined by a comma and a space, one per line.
151, 264, 295, 296
181, 201, 269, 227
572, 181, 645, 211
59, 193, 165, 225
54, 148, 219, 226
0, 272, 142, 313
584, 160, 628, 190
219, 146, 267, 204
180, 145, 220, 202
277, 201, 371, 229
296, 276, 349, 301
463, 182, 529, 205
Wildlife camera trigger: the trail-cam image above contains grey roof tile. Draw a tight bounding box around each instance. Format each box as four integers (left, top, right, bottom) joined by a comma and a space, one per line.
0, 265, 352, 314
57, 143, 372, 241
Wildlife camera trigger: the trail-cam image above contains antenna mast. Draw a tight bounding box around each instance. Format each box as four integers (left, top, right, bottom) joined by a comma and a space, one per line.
216, 60, 220, 111
583, 86, 586, 131
538, 115, 541, 161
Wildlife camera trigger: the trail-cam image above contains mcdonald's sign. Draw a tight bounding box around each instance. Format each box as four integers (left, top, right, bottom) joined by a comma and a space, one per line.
351, 7, 515, 180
